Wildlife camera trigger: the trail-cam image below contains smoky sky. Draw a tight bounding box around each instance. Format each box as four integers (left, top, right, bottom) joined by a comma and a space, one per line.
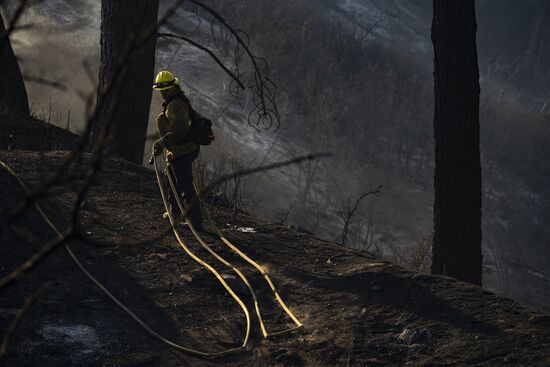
2, 0, 549, 130
1, 0, 100, 130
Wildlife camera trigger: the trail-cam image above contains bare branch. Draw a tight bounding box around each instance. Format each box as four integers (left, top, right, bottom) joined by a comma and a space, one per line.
0, 0, 188, 229
158, 32, 245, 90
340, 185, 382, 245
0, 0, 30, 51
22, 74, 68, 92
0, 151, 329, 287
187, 0, 280, 130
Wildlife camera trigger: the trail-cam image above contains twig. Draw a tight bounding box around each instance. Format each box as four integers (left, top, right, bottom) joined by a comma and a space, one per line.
0, 152, 329, 287
188, 0, 280, 129
23, 75, 68, 92
340, 185, 382, 245
158, 32, 245, 90
0, 0, 188, 229
0, 0, 31, 52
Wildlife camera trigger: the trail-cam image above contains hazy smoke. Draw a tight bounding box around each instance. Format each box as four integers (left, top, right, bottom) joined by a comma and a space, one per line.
1, 0, 100, 131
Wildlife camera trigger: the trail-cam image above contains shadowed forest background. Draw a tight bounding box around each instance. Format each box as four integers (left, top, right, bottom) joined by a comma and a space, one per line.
2, 0, 550, 315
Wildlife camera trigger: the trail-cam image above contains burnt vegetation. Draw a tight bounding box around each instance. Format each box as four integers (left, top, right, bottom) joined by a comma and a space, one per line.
215, 0, 550, 194
1, 0, 550, 365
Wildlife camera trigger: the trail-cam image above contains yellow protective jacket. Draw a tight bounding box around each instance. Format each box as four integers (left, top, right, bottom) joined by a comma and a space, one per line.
156, 94, 199, 160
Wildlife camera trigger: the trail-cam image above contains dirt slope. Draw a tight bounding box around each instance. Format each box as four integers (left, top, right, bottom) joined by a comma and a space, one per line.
1, 150, 550, 367
0, 112, 77, 151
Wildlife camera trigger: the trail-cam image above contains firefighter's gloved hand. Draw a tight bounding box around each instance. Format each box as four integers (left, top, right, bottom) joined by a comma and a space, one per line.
153, 139, 166, 156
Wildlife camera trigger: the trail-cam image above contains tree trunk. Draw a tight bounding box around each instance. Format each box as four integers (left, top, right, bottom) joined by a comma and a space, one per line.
431, 0, 482, 285
0, 13, 29, 115
90, 0, 159, 164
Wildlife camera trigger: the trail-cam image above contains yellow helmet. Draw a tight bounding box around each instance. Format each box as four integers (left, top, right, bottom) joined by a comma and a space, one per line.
153, 70, 179, 90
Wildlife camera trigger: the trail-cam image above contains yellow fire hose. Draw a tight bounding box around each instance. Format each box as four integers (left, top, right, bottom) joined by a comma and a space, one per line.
192, 178, 303, 334
165, 163, 302, 335
0, 154, 303, 358
161, 160, 269, 338
1, 160, 249, 358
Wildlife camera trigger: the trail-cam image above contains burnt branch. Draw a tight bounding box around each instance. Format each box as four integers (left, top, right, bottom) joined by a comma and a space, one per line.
157, 32, 245, 89
22, 74, 69, 92
339, 185, 382, 245
0, 0, 30, 51
185, 0, 281, 130
0, 0, 189, 286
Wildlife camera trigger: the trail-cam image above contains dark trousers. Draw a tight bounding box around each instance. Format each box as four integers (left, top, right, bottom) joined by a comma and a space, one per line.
166, 149, 202, 226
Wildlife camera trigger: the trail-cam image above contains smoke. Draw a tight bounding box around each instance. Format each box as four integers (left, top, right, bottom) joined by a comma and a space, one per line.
2, 0, 100, 131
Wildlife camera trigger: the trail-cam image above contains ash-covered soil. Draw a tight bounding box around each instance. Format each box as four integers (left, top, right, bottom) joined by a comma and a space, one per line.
1, 150, 550, 367
0, 112, 77, 151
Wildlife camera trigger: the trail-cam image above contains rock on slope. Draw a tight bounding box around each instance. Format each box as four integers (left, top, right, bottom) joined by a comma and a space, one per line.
1, 148, 550, 366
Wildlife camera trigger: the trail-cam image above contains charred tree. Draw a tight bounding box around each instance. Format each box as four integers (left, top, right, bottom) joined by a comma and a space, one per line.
90, 0, 159, 164
0, 13, 29, 115
431, 0, 482, 285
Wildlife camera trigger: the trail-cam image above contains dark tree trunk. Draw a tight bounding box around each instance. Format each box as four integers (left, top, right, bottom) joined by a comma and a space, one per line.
90, 0, 159, 164
0, 13, 29, 115
431, 0, 482, 285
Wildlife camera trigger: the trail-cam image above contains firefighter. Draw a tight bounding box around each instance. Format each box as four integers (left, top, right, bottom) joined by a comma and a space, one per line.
152, 70, 203, 230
